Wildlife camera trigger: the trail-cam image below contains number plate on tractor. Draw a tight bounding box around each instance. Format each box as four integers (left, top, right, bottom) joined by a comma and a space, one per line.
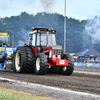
60, 60, 65, 64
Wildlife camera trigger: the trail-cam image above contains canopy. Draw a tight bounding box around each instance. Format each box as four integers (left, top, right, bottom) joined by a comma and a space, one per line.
73, 48, 100, 57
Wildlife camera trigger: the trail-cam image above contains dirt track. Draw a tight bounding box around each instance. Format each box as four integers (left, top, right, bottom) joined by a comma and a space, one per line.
0, 66, 100, 95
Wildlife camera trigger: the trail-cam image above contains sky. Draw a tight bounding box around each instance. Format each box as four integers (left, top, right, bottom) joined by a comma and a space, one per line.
0, 0, 100, 20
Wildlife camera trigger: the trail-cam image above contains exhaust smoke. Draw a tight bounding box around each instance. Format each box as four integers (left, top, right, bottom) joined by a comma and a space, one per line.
40, 0, 56, 13
15, 29, 29, 46
83, 16, 100, 48
85, 16, 100, 43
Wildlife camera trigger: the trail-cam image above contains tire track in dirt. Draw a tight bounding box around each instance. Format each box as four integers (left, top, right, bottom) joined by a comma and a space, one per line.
0, 69, 100, 95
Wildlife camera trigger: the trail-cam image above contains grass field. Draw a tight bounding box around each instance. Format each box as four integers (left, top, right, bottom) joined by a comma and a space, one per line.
0, 87, 57, 100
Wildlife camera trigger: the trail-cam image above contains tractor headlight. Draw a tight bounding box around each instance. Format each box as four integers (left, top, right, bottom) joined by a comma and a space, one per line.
49, 50, 52, 58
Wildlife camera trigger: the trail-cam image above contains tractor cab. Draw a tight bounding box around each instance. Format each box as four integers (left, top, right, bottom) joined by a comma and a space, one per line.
28, 27, 56, 47
0, 32, 10, 47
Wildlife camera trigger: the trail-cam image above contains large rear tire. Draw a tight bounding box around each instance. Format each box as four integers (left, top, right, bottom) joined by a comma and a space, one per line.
14, 46, 35, 73
34, 53, 48, 75
25, 47, 35, 73
62, 54, 74, 75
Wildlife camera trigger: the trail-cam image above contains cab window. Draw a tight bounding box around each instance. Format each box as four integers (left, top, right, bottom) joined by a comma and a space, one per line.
32, 34, 36, 46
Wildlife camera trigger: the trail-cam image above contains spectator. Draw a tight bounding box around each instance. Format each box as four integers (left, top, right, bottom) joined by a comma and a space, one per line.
95, 58, 98, 63
87, 58, 90, 63
90, 58, 94, 63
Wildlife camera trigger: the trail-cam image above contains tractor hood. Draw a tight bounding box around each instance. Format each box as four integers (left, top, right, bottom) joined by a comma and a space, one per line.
42, 45, 62, 51
52, 45, 62, 49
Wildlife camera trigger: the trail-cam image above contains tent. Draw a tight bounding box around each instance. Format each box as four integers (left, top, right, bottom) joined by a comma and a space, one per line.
73, 48, 100, 57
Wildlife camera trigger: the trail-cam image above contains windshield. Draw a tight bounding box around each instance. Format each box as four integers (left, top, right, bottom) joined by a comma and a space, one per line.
48, 34, 56, 46
37, 33, 47, 46
0, 35, 10, 46
36, 32, 56, 47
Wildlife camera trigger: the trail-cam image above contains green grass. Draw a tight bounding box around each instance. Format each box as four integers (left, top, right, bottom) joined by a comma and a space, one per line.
0, 87, 57, 100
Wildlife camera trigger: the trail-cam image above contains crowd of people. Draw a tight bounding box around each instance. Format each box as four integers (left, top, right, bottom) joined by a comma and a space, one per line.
74, 57, 100, 63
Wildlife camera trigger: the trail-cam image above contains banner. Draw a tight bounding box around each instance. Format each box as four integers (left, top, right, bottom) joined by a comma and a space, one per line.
86, 63, 94, 67
74, 63, 100, 68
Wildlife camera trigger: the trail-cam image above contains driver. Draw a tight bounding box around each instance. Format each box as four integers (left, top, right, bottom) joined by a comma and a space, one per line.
40, 38, 47, 45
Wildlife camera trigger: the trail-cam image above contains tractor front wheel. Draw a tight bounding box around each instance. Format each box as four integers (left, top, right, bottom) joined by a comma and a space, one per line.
34, 53, 48, 75
62, 54, 74, 75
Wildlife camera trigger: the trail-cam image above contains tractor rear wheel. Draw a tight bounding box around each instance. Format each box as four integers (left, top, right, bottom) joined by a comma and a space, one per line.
14, 46, 35, 73
34, 53, 48, 75
62, 54, 74, 75
25, 47, 35, 73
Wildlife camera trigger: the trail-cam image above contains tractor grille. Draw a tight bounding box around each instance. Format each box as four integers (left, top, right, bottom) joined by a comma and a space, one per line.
53, 50, 61, 58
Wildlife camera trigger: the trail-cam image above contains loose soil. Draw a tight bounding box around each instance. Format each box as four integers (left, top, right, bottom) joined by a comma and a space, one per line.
0, 66, 100, 100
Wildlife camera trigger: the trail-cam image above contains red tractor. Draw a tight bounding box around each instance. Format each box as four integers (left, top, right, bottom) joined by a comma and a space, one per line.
14, 27, 74, 75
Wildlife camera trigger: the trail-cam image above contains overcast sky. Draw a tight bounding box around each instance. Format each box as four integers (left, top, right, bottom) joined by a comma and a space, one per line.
0, 0, 100, 20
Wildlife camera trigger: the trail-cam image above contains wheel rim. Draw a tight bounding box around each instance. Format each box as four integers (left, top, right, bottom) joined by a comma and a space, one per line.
15, 50, 21, 71
36, 57, 40, 71
63, 66, 67, 71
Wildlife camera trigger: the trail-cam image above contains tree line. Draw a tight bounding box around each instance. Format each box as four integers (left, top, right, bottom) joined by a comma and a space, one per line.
0, 12, 99, 53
